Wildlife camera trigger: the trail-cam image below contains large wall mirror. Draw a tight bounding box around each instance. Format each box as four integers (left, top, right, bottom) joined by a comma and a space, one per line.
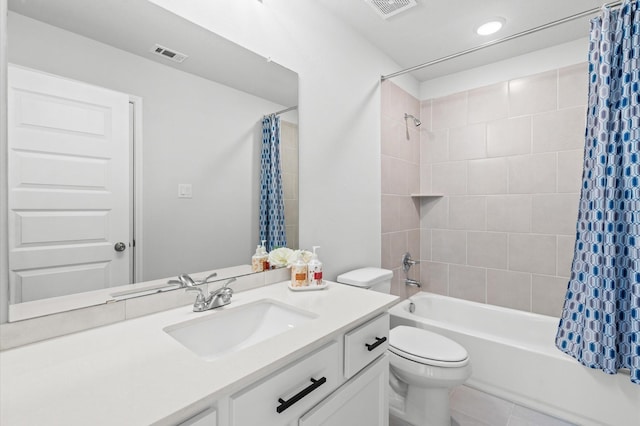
4, 0, 299, 321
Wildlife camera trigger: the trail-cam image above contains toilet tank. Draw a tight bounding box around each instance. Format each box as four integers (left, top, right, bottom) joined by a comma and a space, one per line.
336, 267, 393, 294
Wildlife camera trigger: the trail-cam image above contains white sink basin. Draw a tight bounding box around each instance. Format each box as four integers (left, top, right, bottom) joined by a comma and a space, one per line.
164, 299, 317, 360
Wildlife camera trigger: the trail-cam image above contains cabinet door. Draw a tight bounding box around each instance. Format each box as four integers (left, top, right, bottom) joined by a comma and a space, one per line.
230, 341, 341, 426
299, 354, 389, 426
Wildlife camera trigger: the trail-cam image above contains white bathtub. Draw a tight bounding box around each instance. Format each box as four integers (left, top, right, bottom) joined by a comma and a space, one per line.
388, 292, 640, 426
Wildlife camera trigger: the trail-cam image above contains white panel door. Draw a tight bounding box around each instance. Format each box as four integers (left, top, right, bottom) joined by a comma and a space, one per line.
8, 65, 131, 303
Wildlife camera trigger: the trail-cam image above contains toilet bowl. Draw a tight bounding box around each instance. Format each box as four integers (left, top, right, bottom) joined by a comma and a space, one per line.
337, 268, 472, 426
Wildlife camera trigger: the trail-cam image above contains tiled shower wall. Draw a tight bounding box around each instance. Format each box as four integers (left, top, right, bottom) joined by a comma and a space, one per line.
380, 81, 422, 299
382, 63, 588, 316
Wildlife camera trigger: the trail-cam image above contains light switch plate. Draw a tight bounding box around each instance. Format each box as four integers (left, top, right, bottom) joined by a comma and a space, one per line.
178, 184, 192, 198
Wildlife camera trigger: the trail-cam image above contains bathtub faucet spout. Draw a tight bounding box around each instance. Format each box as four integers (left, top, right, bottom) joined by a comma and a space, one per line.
405, 278, 421, 287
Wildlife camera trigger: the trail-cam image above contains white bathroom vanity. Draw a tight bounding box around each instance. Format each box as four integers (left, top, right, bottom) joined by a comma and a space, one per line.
0, 281, 398, 425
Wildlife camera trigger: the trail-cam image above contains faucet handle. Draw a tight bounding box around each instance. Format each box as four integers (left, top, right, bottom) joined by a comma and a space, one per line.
201, 271, 218, 284
178, 274, 198, 288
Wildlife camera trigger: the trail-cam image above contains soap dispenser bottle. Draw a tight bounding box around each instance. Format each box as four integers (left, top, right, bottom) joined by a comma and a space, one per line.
252, 244, 264, 272
307, 246, 323, 286
258, 240, 270, 271
290, 251, 308, 287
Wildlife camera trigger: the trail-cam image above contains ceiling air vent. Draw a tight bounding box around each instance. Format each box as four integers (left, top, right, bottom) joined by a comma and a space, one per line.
365, 0, 417, 19
150, 44, 188, 63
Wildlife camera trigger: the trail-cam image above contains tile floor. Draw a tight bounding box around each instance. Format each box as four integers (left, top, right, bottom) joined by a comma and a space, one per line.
390, 385, 576, 426
450, 386, 576, 426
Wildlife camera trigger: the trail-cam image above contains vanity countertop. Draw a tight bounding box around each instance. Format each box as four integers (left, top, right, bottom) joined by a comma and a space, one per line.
0, 281, 398, 425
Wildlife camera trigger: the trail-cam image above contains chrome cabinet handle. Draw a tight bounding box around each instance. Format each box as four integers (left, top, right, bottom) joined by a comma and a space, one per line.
114, 242, 127, 252
276, 377, 326, 413
365, 336, 387, 352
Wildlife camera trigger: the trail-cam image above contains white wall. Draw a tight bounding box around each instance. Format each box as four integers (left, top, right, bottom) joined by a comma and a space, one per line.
148, 0, 414, 279
8, 13, 290, 281
419, 38, 589, 99
0, 0, 8, 323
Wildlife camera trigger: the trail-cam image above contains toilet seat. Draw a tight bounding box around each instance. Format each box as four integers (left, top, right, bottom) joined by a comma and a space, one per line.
389, 326, 469, 368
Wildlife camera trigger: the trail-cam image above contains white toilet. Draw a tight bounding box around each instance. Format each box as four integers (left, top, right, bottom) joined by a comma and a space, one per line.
337, 267, 472, 426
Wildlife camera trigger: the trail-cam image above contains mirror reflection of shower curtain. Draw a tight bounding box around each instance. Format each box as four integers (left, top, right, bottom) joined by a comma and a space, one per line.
555, 0, 640, 385
260, 114, 287, 251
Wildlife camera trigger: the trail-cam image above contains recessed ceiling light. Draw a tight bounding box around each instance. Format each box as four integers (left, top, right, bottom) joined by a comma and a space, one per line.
476, 18, 505, 36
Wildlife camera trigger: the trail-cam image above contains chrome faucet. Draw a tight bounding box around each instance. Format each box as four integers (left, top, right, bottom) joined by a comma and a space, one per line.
405, 278, 421, 288
173, 273, 236, 312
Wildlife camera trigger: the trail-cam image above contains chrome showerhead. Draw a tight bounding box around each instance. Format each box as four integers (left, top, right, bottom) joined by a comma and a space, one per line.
404, 113, 421, 127
404, 113, 421, 140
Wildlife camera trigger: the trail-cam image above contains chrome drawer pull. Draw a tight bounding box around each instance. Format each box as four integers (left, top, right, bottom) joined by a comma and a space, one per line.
365, 336, 387, 352
276, 377, 327, 414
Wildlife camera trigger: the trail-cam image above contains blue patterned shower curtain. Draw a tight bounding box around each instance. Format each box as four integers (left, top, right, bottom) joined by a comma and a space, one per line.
259, 115, 287, 251
555, 0, 640, 384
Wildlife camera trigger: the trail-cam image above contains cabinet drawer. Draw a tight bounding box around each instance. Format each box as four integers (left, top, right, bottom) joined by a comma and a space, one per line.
344, 313, 389, 378
230, 341, 341, 426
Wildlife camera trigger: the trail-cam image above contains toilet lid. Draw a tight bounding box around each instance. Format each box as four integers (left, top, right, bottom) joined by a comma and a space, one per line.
389, 326, 468, 366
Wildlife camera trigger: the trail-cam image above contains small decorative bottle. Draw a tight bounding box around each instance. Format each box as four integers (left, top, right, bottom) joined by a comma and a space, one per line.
290, 252, 308, 287
307, 246, 323, 286
258, 240, 270, 271
251, 244, 264, 272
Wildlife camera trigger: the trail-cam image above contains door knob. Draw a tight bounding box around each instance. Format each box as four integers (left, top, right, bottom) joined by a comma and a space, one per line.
114, 242, 127, 252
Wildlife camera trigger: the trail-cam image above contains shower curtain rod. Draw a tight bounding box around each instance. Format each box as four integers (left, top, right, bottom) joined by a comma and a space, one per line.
381, 0, 623, 81
265, 105, 298, 117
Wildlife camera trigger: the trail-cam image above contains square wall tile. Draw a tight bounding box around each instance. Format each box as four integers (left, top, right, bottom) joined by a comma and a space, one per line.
509, 234, 557, 275
532, 275, 569, 317
467, 158, 508, 195
432, 229, 467, 264
420, 261, 449, 295
509, 70, 557, 116
420, 196, 448, 229
531, 194, 580, 236
381, 115, 405, 157
420, 100, 433, 131
408, 229, 421, 263
432, 162, 467, 195
381, 80, 418, 120
408, 162, 420, 194
382, 155, 407, 195
420, 229, 432, 261
432, 92, 468, 131
467, 232, 508, 269
487, 269, 532, 311
381, 80, 401, 119
487, 116, 532, 158
557, 149, 584, 193
557, 235, 575, 278
421, 129, 449, 164
449, 123, 487, 160
558, 62, 589, 109
381, 194, 397, 233
486, 195, 532, 233
533, 107, 586, 153
449, 265, 486, 303
381, 232, 392, 270
390, 231, 409, 269
468, 82, 508, 124
448, 196, 487, 231
420, 164, 433, 194
508, 153, 557, 194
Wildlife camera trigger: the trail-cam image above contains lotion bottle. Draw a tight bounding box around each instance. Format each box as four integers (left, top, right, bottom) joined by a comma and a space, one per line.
307, 246, 323, 286
290, 252, 308, 287
258, 240, 270, 270
251, 244, 264, 272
